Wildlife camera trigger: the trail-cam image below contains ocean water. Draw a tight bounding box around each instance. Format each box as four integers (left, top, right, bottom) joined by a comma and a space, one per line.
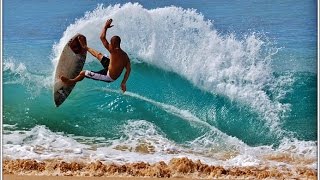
3, 0, 317, 170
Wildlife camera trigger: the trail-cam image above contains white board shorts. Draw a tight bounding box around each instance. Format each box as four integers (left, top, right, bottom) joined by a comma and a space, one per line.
85, 70, 114, 82
84, 56, 114, 83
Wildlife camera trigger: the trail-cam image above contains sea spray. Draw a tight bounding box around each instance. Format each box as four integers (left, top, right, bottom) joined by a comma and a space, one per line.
3, 59, 52, 98
52, 3, 292, 134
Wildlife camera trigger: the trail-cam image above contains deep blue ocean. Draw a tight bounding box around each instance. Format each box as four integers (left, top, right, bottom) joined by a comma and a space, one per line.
3, 0, 317, 169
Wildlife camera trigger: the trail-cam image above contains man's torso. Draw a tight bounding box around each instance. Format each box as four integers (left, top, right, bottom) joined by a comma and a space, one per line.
108, 49, 129, 80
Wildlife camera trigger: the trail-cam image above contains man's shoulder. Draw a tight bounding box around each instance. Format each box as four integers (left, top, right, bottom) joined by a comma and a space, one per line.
120, 50, 129, 59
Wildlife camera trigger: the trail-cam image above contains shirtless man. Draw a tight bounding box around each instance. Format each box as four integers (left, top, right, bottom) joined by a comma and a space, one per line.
61, 19, 131, 92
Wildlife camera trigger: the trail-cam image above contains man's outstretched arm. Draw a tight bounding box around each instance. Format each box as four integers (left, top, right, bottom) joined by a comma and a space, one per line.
100, 19, 113, 52
121, 61, 131, 93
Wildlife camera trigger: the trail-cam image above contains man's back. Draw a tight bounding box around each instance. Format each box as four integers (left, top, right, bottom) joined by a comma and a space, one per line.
61, 19, 131, 93
100, 19, 131, 92
109, 48, 130, 80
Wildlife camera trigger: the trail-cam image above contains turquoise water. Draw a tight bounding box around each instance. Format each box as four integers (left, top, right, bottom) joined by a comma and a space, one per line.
3, 1, 317, 168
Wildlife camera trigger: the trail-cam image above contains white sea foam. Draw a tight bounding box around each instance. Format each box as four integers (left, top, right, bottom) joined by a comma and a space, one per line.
3, 125, 89, 161
3, 123, 317, 170
3, 58, 53, 96
52, 3, 292, 133
101, 88, 246, 149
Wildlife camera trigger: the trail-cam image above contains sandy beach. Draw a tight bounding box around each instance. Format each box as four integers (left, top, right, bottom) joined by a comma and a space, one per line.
3, 175, 192, 180
3, 157, 317, 179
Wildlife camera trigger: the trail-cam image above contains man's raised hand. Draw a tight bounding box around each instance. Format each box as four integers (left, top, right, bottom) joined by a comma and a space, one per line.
105, 19, 114, 29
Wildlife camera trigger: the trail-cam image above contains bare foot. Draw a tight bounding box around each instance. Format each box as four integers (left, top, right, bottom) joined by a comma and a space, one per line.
60, 76, 76, 85
78, 36, 88, 50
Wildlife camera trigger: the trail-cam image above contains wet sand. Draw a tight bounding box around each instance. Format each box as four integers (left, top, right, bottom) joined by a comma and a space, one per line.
3, 175, 192, 180
3, 157, 317, 179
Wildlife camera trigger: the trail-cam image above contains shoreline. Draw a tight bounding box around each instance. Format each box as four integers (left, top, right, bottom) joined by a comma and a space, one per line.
3, 157, 317, 179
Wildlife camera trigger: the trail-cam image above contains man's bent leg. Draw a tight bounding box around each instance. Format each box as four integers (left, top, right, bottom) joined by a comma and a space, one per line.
78, 36, 104, 61
61, 71, 86, 85
87, 47, 104, 61
72, 70, 86, 82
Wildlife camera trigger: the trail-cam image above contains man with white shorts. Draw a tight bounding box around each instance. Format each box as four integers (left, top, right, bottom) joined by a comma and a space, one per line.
84, 54, 114, 82
61, 19, 131, 92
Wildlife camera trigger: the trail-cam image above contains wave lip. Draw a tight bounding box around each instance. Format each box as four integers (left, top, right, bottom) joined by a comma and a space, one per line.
52, 3, 293, 133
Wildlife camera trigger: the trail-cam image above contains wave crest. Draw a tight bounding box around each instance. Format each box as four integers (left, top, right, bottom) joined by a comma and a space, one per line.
52, 3, 292, 131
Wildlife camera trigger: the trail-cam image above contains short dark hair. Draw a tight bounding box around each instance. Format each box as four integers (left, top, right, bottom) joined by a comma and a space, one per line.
111, 36, 121, 47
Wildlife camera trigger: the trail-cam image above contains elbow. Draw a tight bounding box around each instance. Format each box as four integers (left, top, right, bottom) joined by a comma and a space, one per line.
125, 68, 131, 76
100, 33, 106, 40
127, 65, 131, 73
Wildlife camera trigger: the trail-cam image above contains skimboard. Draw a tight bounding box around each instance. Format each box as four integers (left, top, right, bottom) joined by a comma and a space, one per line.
53, 33, 87, 107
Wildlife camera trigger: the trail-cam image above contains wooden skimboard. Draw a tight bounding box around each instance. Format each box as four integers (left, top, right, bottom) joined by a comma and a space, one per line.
53, 33, 87, 107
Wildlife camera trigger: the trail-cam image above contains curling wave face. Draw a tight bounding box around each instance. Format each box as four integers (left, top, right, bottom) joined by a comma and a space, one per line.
52, 3, 293, 133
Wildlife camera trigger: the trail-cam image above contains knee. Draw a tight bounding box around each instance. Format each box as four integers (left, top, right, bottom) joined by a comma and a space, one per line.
97, 53, 104, 60
78, 70, 86, 80
80, 70, 86, 76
